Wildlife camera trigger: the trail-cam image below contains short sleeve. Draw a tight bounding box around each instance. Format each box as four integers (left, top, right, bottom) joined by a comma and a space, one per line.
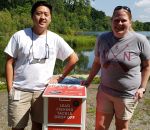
139, 35, 150, 60
4, 35, 18, 58
57, 37, 74, 61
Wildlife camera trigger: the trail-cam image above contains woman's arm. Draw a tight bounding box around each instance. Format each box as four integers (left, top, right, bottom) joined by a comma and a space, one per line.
135, 60, 150, 99
83, 56, 101, 87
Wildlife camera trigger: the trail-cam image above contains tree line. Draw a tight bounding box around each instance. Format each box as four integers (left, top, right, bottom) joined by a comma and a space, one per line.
0, 0, 150, 77
0, 0, 150, 37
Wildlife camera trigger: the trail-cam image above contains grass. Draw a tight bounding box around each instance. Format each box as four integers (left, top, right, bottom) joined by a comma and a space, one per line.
144, 98, 150, 105
0, 81, 6, 90
62, 35, 96, 50
87, 107, 96, 113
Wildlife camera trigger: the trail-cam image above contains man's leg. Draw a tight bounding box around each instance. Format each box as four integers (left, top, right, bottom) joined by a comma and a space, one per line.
12, 128, 24, 130
32, 121, 42, 130
31, 91, 43, 130
8, 88, 32, 130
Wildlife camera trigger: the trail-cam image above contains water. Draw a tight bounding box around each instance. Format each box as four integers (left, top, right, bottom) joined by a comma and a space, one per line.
81, 31, 150, 70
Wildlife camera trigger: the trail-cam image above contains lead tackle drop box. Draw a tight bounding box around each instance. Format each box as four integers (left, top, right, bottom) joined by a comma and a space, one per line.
42, 83, 87, 130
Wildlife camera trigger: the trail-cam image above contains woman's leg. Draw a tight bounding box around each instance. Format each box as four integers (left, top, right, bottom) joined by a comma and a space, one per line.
95, 90, 114, 130
115, 117, 129, 130
95, 111, 114, 130
113, 98, 138, 130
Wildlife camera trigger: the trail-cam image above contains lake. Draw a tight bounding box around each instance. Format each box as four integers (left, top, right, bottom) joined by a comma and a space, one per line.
79, 31, 150, 72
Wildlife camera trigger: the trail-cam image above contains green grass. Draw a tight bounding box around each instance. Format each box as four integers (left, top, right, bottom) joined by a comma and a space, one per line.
62, 35, 96, 50
144, 98, 150, 105
0, 82, 6, 90
87, 107, 96, 113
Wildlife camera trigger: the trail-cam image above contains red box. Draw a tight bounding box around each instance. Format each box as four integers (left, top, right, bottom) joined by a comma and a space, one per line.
43, 84, 86, 130
48, 126, 81, 130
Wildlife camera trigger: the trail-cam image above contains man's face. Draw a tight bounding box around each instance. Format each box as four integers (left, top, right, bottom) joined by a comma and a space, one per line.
32, 6, 51, 31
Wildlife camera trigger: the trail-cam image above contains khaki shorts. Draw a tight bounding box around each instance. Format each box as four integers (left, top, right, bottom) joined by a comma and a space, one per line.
8, 87, 43, 129
96, 90, 138, 120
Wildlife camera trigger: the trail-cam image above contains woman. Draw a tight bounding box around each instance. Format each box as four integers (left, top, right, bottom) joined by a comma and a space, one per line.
83, 6, 150, 130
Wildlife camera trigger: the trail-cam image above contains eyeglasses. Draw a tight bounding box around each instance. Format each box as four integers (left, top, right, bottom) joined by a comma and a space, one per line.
114, 6, 131, 14
29, 43, 49, 64
29, 30, 49, 64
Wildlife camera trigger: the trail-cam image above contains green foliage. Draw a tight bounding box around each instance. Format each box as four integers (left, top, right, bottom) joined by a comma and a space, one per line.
143, 22, 150, 31
62, 35, 96, 50
92, 76, 100, 84
0, 0, 149, 35
133, 20, 144, 31
0, 9, 16, 35
0, 0, 150, 78
0, 78, 6, 90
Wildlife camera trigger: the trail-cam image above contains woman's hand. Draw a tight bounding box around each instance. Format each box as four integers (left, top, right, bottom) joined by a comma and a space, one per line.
80, 80, 90, 88
134, 87, 146, 101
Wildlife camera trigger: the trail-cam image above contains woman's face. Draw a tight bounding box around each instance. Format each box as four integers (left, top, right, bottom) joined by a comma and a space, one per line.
32, 6, 51, 34
111, 9, 131, 38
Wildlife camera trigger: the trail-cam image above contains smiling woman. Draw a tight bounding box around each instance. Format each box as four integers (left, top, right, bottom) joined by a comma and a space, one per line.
82, 5, 150, 130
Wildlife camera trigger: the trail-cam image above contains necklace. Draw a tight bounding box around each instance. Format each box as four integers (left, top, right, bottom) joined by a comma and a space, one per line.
29, 28, 49, 63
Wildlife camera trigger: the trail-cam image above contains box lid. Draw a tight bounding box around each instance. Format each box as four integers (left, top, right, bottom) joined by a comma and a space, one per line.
43, 84, 86, 98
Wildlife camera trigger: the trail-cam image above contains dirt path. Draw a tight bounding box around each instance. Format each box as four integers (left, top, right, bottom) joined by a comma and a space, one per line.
0, 84, 150, 130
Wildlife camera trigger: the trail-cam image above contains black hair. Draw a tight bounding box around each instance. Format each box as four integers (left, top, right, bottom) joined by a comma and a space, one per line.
31, 1, 52, 17
112, 5, 132, 20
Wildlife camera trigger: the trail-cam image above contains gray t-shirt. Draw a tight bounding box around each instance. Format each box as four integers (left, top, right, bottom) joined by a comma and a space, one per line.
95, 31, 150, 98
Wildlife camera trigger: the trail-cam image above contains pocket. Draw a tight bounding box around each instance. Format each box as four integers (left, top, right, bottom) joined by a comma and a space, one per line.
8, 87, 13, 96
8, 87, 14, 101
8, 87, 21, 101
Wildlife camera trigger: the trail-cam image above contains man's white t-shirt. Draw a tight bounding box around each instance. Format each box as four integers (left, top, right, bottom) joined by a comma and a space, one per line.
4, 28, 74, 91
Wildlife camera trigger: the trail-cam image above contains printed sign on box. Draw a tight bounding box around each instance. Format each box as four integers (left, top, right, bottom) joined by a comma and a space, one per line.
48, 98, 82, 124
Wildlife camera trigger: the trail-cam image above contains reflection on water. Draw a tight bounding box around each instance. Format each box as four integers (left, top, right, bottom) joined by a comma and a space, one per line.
81, 50, 94, 69
54, 31, 150, 74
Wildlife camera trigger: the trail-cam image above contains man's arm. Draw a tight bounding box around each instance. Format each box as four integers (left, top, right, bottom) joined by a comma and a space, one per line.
48, 52, 78, 83
58, 52, 78, 82
5, 55, 15, 93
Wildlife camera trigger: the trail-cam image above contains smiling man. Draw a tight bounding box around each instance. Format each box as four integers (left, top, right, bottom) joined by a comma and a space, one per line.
4, 1, 78, 130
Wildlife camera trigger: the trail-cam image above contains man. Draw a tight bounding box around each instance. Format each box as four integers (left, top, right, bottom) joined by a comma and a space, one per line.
4, 1, 78, 130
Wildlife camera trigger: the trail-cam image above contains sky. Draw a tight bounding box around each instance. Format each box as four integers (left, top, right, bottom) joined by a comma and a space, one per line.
91, 0, 150, 22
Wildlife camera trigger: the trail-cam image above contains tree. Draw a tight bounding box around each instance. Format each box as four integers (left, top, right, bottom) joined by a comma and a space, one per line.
143, 22, 150, 31
133, 20, 144, 31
